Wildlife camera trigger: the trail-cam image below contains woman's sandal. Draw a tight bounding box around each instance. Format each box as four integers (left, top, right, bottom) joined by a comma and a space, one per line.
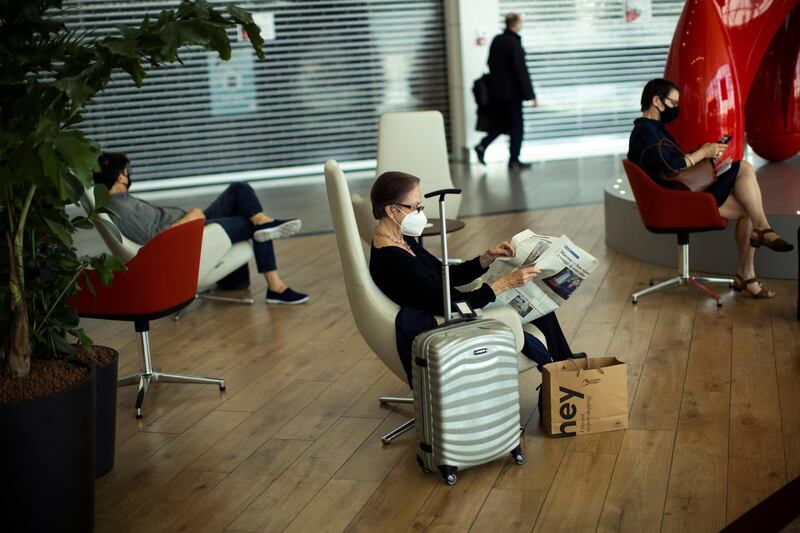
750, 228, 794, 252
733, 274, 775, 299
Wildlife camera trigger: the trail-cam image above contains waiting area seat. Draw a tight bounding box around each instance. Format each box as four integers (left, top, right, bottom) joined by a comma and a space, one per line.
69, 219, 225, 418
623, 160, 734, 305
81, 187, 255, 318
351, 111, 465, 244
324, 159, 544, 444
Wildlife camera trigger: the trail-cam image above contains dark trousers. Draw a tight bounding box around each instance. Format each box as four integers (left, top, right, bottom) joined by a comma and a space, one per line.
204, 182, 277, 274
478, 100, 524, 162
522, 312, 572, 364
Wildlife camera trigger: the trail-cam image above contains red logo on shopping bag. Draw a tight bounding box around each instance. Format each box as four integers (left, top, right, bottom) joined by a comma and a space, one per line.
580, 377, 601, 386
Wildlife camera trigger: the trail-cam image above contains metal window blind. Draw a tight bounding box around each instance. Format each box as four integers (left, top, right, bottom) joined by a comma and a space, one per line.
61, 0, 450, 186
499, 0, 685, 141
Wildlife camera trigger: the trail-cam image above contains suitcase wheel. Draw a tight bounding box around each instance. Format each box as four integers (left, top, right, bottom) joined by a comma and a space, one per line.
439, 465, 458, 485
416, 455, 431, 473
511, 446, 526, 465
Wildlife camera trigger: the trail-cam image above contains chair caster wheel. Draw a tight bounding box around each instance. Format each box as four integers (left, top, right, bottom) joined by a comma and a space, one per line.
514, 453, 526, 465
136, 411, 143, 419
631, 297, 638, 304
219, 384, 226, 391
379, 400, 388, 406
445, 474, 457, 485
648, 280, 655, 286
716, 301, 722, 308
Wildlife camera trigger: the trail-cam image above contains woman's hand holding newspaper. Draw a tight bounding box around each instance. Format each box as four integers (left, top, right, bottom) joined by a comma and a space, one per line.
489, 266, 541, 295
479, 241, 516, 268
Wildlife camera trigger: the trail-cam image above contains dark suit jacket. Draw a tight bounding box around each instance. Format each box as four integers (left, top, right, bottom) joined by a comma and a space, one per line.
487, 29, 535, 102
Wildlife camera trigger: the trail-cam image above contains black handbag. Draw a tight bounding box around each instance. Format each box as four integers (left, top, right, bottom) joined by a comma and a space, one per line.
472, 74, 491, 107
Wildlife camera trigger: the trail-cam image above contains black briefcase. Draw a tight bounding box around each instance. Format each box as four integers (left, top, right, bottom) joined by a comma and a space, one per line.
472, 74, 491, 107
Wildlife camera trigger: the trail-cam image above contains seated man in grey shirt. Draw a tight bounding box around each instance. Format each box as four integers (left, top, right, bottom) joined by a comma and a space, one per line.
93, 152, 308, 304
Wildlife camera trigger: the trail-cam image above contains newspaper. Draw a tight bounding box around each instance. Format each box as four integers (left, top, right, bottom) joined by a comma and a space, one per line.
482, 230, 599, 322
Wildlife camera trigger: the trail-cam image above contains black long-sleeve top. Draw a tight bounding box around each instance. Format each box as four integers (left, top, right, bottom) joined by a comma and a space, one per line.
627, 117, 688, 185
369, 236, 496, 316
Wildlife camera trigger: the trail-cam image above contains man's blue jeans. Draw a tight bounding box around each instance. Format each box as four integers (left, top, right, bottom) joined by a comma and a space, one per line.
204, 182, 277, 277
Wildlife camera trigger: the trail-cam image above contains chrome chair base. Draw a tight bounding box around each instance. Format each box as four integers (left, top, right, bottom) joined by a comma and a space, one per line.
632, 275, 734, 306
378, 396, 415, 444
631, 242, 734, 306
120, 329, 225, 418
119, 371, 225, 419
174, 291, 254, 321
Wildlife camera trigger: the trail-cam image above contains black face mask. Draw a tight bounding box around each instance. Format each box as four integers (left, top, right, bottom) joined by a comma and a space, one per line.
123, 170, 132, 191
660, 103, 679, 124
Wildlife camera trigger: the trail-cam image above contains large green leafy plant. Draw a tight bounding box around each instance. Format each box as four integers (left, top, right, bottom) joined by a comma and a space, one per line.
0, 0, 264, 379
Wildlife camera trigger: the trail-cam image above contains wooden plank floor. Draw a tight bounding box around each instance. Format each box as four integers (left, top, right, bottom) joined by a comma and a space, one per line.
85, 203, 800, 533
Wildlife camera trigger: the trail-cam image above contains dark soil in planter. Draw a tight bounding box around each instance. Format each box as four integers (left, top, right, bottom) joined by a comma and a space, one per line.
73, 345, 116, 369
0, 359, 88, 404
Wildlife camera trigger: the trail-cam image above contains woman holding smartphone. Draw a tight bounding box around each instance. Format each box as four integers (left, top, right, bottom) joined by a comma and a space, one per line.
628, 78, 793, 299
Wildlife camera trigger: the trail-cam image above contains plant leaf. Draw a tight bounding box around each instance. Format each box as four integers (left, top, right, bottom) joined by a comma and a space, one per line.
52, 132, 100, 188
70, 216, 93, 230
54, 76, 95, 111
81, 269, 96, 298
92, 184, 111, 210
44, 216, 72, 246
73, 328, 95, 354
98, 37, 139, 59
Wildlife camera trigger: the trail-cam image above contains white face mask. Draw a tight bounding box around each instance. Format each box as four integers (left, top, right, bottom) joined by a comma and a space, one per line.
392, 207, 428, 237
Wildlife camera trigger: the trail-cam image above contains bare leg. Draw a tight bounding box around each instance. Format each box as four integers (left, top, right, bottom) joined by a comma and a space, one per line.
731, 161, 770, 230
718, 195, 771, 296
264, 271, 287, 292
734, 217, 755, 278
250, 213, 274, 225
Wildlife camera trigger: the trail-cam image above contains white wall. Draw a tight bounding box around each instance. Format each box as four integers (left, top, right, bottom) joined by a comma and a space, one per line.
444, 0, 501, 162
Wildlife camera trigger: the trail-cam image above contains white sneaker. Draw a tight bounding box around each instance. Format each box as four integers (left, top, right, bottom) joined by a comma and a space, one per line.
253, 219, 302, 243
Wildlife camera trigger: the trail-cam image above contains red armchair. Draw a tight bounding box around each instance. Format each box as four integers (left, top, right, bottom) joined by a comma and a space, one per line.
622, 160, 734, 306
70, 219, 224, 418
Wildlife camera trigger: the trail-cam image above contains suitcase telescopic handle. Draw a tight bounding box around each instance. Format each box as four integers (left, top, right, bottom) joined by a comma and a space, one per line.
423, 188, 462, 201
423, 188, 463, 322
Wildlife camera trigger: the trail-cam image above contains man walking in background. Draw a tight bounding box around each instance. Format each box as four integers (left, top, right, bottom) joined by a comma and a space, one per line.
475, 12, 538, 170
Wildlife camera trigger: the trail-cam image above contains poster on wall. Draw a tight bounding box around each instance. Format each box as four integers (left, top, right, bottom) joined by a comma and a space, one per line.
207, 49, 257, 116
624, 0, 652, 23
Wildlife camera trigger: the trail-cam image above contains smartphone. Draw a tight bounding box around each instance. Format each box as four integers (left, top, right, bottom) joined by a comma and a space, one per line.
719, 134, 732, 144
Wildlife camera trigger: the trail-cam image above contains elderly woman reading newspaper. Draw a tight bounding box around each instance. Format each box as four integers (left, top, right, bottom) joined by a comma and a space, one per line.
368, 171, 578, 386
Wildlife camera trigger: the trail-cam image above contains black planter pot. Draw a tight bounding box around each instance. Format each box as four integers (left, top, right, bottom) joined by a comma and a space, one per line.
94, 347, 118, 478
0, 360, 96, 533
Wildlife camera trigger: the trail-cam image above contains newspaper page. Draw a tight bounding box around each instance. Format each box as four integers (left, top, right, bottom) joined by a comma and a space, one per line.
482, 230, 599, 322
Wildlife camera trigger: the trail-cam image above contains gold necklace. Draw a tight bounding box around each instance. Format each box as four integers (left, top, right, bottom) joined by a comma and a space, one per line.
374, 230, 411, 251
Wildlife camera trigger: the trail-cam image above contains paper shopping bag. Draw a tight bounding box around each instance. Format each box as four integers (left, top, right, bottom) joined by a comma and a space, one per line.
541, 356, 628, 438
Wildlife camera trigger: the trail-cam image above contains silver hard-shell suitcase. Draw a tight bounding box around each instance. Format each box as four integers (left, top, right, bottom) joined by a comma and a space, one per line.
412, 189, 525, 485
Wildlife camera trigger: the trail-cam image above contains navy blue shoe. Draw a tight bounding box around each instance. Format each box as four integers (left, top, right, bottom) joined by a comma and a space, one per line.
265, 287, 309, 305
253, 219, 302, 243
